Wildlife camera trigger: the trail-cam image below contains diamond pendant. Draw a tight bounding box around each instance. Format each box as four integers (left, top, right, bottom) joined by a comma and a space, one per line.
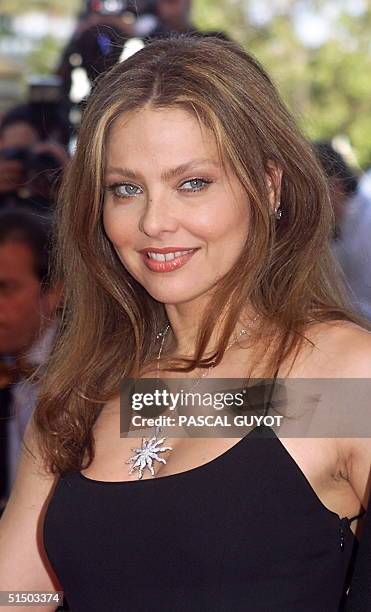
126, 426, 173, 479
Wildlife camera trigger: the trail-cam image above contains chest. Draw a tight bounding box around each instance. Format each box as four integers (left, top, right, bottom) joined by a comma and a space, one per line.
81, 404, 359, 523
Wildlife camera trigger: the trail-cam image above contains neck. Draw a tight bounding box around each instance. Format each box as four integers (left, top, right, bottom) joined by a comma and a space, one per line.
163, 298, 257, 358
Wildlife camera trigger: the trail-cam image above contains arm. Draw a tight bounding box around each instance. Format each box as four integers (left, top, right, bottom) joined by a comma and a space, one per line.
343, 439, 371, 611
326, 324, 371, 511
0, 419, 61, 612
346, 494, 371, 611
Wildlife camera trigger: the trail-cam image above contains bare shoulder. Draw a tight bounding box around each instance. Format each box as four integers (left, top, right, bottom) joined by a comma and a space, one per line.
288, 319, 371, 377
311, 318, 371, 343
290, 320, 371, 508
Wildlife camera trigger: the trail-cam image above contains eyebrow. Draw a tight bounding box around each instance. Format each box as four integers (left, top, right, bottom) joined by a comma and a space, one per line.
105, 158, 219, 182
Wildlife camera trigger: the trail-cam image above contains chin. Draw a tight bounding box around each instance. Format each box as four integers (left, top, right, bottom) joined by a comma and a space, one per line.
142, 281, 210, 306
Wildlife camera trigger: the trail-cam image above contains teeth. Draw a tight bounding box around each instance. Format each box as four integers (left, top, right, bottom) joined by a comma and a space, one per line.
147, 250, 193, 262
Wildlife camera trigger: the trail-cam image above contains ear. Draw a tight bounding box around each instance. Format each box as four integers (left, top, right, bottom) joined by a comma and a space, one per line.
265, 161, 283, 212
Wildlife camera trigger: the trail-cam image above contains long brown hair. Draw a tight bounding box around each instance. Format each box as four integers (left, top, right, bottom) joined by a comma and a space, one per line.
33, 35, 367, 474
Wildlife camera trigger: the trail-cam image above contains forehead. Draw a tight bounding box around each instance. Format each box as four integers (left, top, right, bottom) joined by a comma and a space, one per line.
106, 106, 220, 167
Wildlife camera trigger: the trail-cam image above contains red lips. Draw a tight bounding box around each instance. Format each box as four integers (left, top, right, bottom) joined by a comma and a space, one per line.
140, 247, 198, 273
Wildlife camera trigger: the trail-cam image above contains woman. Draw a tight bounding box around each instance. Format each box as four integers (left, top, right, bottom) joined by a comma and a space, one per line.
0, 36, 370, 611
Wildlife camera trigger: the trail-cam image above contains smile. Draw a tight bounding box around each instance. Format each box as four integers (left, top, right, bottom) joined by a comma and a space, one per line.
140, 248, 198, 273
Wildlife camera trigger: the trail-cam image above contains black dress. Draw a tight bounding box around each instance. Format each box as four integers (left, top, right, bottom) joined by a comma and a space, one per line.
345, 499, 371, 611
43, 425, 362, 611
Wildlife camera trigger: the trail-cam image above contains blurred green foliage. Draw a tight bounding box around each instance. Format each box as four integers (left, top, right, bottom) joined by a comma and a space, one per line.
193, 0, 371, 167
0, 0, 80, 15
2, 0, 371, 166
27, 35, 63, 74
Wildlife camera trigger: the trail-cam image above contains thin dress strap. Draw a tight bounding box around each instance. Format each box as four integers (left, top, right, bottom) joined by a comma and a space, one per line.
263, 370, 367, 526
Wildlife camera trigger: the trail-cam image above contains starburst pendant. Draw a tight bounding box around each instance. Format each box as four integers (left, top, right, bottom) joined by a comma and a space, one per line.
126, 427, 173, 479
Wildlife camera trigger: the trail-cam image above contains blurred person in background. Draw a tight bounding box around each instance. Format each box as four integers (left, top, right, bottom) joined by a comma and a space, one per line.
0, 106, 40, 202
313, 141, 359, 241
149, 0, 196, 37
56, 0, 215, 105
333, 174, 371, 321
314, 141, 371, 322
0, 208, 62, 514
313, 141, 371, 321
0, 105, 69, 213
56, 0, 157, 97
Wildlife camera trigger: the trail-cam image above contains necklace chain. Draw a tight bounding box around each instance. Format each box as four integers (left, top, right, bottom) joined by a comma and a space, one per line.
156, 315, 258, 382
126, 316, 258, 478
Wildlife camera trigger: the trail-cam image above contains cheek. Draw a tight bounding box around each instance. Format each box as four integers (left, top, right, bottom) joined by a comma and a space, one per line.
193, 200, 249, 243
102, 205, 118, 244
103, 208, 140, 277
103, 206, 135, 248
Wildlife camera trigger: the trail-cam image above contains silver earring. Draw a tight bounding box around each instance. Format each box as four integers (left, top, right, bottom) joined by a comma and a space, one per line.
274, 203, 282, 220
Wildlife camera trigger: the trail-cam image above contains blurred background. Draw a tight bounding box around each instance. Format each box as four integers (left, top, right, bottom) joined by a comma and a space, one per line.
0, 0, 371, 166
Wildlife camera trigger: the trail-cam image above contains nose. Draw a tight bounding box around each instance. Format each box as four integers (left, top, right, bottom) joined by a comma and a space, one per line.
139, 191, 180, 237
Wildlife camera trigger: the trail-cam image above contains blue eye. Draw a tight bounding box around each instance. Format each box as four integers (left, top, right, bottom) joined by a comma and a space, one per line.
179, 178, 211, 192
105, 183, 143, 198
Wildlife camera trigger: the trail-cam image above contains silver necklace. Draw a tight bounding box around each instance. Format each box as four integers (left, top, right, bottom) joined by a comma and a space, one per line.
126, 317, 257, 479
125, 326, 174, 480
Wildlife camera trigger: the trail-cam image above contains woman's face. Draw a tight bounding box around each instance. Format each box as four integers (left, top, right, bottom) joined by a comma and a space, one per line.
103, 106, 251, 306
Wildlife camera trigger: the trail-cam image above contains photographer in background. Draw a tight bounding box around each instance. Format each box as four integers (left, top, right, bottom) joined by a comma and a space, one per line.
0, 102, 69, 213
56, 0, 205, 103
56, 0, 157, 97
